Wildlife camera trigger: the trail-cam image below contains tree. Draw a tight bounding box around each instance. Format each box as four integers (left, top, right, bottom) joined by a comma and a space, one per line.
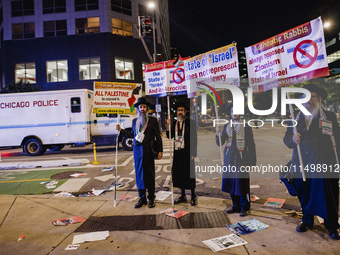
0, 80, 40, 93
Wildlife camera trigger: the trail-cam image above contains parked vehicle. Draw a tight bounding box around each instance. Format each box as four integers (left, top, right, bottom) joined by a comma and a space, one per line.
0, 89, 134, 156
199, 114, 214, 126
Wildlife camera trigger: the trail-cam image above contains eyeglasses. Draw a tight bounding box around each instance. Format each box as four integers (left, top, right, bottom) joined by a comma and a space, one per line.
177, 109, 185, 112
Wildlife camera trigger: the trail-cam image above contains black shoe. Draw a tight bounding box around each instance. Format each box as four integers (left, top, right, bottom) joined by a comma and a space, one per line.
191, 196, 198, 206
239, 210, 249, 217
148, 200, 156, 208
174, 196, 187, 204
134, 198, 147, 208
226, 207, 241, 214
328, 229, 340, 240
296, 221, 312, 232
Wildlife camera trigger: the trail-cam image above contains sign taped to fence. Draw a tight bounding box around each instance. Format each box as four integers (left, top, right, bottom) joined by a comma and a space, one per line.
93, 81, 142, 114
245, 17, 329, 93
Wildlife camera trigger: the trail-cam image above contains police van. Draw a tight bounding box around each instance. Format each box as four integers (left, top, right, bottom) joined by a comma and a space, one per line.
0, 89, 134, 156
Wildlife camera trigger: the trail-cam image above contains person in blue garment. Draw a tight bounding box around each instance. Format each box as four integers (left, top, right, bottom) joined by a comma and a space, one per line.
284, 84, 340, 240
216, 103, 256, 217
117, 97, 163, 208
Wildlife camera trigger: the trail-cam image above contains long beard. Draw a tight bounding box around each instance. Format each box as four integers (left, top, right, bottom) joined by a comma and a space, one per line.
136, 111, 147, 128
177, 113, 185, 122
304, 100, 320, 126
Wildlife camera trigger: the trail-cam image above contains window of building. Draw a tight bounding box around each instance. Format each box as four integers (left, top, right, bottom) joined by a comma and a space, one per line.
43, 0, 66, 14
111, 0, 131, 16
76, 17, 100, 34
328, 50, 340, 64
79, 57, 101, 80
142, 62, 149, 81
115, 58, 134, 80
11, 0, 34, 17
71, 97, 81, 113
75, 0, 99, 11
15, 63, 36, 84
112, 18, 132, 36
44, 20, 67, 37
12, 22, 35, 40
46, 60, 68, 82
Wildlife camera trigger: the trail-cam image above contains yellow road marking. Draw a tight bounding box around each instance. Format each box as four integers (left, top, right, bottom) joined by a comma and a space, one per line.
0, 178, 50, 183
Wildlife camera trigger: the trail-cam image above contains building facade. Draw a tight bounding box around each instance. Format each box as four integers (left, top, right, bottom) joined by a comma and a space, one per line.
0, 0, 171, 91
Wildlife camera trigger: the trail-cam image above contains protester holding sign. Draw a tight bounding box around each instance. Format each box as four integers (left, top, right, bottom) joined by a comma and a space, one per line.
166, 102, 198, 206
216, 104, 256, 217
284, 84, 340, 240
117, 97, 163, 208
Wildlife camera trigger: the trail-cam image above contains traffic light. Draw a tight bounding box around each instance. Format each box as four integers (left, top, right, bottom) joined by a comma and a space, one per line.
140, 16, 152, 37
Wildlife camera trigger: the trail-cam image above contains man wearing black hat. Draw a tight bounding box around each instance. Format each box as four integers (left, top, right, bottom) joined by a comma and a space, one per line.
284, 84, 340, 239
166, 102, 198, 205
117, 97, 163, 209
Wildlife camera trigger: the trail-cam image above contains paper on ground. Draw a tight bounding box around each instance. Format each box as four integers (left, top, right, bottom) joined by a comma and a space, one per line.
91, 188, 106, 196
250, 185, 260, 188
72, 231, 109, 244
94, 174, 115, 182
54, 178, 91, 193
155, 191, 172, 201
203, 234, 247, 252
65, 244, 80, 250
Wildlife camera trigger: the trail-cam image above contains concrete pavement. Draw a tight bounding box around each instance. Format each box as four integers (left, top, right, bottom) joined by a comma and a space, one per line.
0, 191, 339, 255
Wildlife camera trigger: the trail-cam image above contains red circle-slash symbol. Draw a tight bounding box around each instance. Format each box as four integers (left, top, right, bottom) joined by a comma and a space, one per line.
293, 40, 318, 68
173, 68, 185, 84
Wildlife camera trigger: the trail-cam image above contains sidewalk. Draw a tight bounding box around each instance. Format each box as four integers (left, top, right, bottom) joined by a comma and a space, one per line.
0, 192, 338, 255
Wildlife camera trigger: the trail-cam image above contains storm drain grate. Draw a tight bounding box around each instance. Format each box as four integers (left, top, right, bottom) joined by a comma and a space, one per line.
75, 211, 231, 232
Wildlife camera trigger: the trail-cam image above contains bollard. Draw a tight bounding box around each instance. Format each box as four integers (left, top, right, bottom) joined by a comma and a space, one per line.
93, 143, 99, 165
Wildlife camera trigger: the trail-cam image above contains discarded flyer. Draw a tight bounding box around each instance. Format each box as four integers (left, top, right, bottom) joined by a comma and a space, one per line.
226, 218, 268, 235
203, 234, 247, 252
101, 166, 115, 172
250, 185, 260, 189
72, 231, 109, 244
155, 191, 172, 201
45, 180, 58, 189
52, 216, 86, 226
108, 182, 125, 191
18, 235, 25, 241
90, 188, 106, 196
70, 173, 87, 177
159, 208, 189, 218
121, 194, 138, 202
54, 192, 75, 197
250, 195, 260, 201
65, 244, 80, 250
263, 198, 285, 208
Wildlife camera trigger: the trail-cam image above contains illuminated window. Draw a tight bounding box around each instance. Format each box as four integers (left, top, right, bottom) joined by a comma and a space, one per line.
79, 57, 101, 80
15, 63, 36, 84
112, 18, 132, 36
44, 20, 67, 37
12, 22, 35, 40
11, 0, 34, 17
46, 60, 68, 82
43, 0, 66, 14
115, 58, 134, 80
111, 0, 131, 16
76, 17, 99, 34
75, 0, 98, 11
328, 50, 340, 64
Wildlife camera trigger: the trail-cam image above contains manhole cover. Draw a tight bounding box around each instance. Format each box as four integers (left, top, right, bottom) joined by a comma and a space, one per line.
51, 171, 84, 179
75, 211, 231, 232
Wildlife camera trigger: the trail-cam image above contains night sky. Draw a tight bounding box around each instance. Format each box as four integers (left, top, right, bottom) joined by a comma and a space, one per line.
168, 0, 326, 58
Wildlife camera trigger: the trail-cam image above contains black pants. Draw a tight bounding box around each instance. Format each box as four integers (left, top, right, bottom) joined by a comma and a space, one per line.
302, 211, 340, 231
231, 194, 250, 211
138, 188, 155, 201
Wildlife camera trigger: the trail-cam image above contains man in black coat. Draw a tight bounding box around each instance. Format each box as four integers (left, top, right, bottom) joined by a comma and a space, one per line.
117, 97, 163, 209
167, 102, 198, 206
284, 84, 340, 240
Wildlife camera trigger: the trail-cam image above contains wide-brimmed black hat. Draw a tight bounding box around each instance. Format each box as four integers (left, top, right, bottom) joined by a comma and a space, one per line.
295, 84, 328, 100
134, 97, 151, 108
174, 101, 189, 111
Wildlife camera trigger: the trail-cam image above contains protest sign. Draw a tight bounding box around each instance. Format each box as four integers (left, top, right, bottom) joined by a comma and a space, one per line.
93, 81, 142, 114
184, 43, 240, 98
145, 58, 189, 97
245, 17, 329, 93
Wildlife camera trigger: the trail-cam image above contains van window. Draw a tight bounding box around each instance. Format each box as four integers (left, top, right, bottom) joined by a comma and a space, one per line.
71, 97, 81, 113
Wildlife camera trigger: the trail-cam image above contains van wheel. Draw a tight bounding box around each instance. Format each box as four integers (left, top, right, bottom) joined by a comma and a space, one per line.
49, 145, 65, 151
24, 138, 45, 156
121, 137, 133, 151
